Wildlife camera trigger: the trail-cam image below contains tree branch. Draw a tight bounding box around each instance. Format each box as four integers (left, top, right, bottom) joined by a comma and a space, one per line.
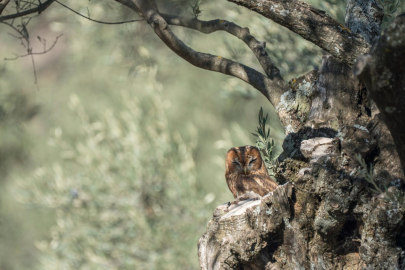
161, 13, 285, 83
0, 0, 11, 15
55, 0, 144, 25
227, 0, 370, 67
116, 0, 288, 106
4, 34, 62, 60
0, 0, 55, 22
354, 14, 405, 172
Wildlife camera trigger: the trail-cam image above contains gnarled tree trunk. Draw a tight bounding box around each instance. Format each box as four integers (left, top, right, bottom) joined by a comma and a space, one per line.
2, 0, 402, 268
198, 2, 405, 269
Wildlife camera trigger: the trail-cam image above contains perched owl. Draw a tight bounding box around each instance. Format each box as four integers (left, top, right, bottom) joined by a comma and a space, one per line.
225, 145, 278, 199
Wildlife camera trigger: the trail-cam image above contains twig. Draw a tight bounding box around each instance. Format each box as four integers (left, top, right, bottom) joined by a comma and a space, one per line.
56, 1, 144, 25
0, 0, 56, 22
0, 0, 11, 15
1, 21, 29, 42
30, 51, 39, 90
4, 34, 62, 60
1, 20, 62, 89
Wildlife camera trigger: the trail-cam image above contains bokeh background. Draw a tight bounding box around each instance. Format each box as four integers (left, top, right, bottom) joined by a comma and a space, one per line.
0, 0, 403, 269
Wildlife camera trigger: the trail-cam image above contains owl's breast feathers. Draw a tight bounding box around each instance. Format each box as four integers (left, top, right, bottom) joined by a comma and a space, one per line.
227, 173, 278, 199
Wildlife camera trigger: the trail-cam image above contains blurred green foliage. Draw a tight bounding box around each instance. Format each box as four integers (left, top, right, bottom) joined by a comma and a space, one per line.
14, 69, 209, 269
379, 0, 401, 18
0, 79, 38, 179
0, 67, 51, 270
0, 0, 404, 269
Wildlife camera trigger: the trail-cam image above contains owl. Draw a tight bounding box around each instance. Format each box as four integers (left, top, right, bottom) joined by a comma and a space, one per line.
225, 145, 278, 199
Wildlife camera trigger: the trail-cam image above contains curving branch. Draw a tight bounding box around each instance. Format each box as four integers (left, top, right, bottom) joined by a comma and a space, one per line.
0, 0, 11, 15
0, 0, 55, 21
226, 0, 370, 67
55, 1, 144, 25
115, 0, 288, 106
4, 34, 62, 60
161, 14, 284, 83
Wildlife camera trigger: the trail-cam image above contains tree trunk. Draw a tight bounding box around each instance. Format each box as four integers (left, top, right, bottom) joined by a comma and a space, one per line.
198, 3, 405, 269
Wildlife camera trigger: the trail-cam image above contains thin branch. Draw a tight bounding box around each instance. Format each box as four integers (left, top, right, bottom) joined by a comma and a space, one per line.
115, 0, 287, 106
226, 0, 370, 67
56, 1, 144, 25
1, 21, 29, 43
29, 50, 39, 90
161, 13, 285, 84
1, 20, 61, 89
21, 0, 39, 7
4, 34, 62, 60
1, 20, 37, 87
20, 0, 34, 11
0, 0, 11, 15
7, 31, 23, 39
0, 0, 55, 21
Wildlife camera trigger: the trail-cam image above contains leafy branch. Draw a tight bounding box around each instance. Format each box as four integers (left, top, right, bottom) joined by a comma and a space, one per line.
378, 0, 401, 17
252, 107, 278, 176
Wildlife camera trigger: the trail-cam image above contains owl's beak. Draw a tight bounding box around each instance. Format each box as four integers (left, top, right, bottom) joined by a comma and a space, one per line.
244, 168, 247, 175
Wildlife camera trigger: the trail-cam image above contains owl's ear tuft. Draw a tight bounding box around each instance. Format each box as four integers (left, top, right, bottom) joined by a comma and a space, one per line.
226, 147, 237, 153
249, 146, 261, 155
226, 147, 240, 156
225, 147, 239, 162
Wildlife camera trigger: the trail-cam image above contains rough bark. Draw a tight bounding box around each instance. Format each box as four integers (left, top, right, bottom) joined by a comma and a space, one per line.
198, 184, 294, 270
199, 53, 405, 267
227, 0, 370, 67
345, 0, 384, 44
354, 14, 405, 180
198, 7, 405, 270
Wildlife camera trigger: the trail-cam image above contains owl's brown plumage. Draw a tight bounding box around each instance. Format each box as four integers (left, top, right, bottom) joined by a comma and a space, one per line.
225, 145, 278, 199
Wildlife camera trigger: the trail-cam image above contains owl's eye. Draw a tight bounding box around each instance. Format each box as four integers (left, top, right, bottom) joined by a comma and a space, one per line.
232, 161, 241, 167
249, 158, 257, 164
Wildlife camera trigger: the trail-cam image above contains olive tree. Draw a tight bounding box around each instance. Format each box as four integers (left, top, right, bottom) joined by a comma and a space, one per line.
1, 0, 405, 268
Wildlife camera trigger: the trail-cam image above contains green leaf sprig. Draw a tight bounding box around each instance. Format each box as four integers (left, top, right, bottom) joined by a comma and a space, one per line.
252, 107, 279, 176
